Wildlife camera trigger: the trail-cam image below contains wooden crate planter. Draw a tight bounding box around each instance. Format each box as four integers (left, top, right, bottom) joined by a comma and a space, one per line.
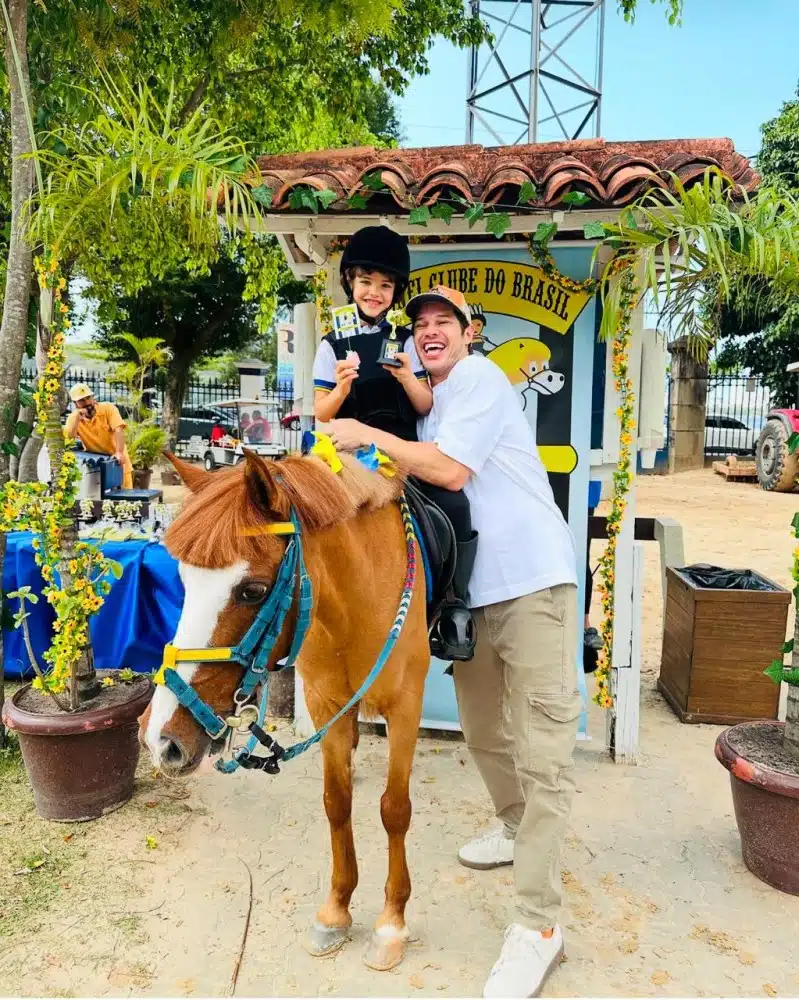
658, 566, 790, 725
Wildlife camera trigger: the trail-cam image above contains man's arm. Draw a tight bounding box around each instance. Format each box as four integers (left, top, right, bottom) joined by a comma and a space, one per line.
112, 426, 126, 459
64, 411, 80, 439
329, 359, 505, 491
104, 404, 127, 463
328, 421, 471, 491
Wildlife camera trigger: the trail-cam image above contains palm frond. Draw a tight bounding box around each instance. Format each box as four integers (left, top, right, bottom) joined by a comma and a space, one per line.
30, 73, 263, 257
597, 169, 799, 353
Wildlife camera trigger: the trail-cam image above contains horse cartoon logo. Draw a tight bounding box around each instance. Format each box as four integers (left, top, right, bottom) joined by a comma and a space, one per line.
481, 336, 566, 410
469, 303, 489, 356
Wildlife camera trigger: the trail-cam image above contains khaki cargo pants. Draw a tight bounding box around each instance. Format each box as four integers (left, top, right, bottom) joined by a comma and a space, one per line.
452, 584, 580, 930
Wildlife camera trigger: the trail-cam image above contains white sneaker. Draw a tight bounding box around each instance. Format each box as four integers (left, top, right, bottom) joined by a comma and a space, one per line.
483, 923, 565, 999
457, 825, 515, 870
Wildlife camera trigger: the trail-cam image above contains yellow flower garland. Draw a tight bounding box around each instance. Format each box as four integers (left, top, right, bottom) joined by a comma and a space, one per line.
593, 267, 637, 709
310, 268, 333, 335
0, 254, 122, 698
33, 250, 70, 435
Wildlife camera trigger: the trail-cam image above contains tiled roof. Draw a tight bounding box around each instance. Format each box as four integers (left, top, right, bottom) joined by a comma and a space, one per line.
256, 138, 757, 214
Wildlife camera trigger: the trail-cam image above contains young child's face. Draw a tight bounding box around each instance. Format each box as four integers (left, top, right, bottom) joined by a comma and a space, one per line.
352, 269, 395, 319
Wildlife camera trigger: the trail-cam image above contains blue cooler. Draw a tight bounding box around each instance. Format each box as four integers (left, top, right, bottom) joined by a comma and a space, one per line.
588, 479, 602, 512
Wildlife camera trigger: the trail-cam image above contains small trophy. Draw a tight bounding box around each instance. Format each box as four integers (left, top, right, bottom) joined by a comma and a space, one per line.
378, 325, 403, 368
332, 304, 360, 340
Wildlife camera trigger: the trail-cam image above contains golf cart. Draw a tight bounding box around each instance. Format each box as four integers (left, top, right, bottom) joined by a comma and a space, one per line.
188, 398, 287, 471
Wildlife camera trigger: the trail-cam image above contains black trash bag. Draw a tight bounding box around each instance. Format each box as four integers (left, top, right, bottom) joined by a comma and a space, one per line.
679, 563, 776, 592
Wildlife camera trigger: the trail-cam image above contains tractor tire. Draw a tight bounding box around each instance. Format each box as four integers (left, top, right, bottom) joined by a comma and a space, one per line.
756, 419, 799, 492
204, 451, 216, 472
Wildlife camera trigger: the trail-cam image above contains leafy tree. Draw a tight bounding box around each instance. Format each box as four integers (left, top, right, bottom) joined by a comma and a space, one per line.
714, 83, 799, 397
2, 0, 484, 464
617, 0, 682, 23
93, 240, 262, 448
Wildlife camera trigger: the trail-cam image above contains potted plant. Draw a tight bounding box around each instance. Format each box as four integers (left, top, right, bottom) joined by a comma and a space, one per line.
98, 334, 171, 490
715, 511, 799, 894
128, 424, 168, 490
0, 258, 153, 822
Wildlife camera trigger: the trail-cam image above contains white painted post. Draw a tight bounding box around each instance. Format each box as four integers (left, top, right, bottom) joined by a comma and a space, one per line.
611, 540, 644, 763
605, 485, 637, 759
654, 516, 685, 628
605, 269, 645, 762
293, 301, 316, 420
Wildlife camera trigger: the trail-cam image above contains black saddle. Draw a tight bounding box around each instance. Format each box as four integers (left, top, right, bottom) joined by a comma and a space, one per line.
404, 479, 457, 621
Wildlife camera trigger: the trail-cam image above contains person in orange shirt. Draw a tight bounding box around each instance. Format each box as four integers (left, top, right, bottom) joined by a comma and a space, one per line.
64, 383, 134, 489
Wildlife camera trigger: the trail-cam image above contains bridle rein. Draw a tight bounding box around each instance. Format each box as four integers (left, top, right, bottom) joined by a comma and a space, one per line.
153, 495, 417, 775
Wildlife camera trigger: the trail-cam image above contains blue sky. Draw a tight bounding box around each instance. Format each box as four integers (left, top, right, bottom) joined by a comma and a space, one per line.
398, 0, 799, 160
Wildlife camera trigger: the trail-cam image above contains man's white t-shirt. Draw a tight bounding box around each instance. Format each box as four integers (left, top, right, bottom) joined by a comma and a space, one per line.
417, 353, 577, 609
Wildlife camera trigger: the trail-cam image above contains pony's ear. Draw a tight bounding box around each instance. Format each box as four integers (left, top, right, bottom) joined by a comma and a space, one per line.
164, 452, 213, 493
243, 449, 287, 520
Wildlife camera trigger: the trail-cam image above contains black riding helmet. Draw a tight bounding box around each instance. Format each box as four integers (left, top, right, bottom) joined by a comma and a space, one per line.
340, 226, 410, 306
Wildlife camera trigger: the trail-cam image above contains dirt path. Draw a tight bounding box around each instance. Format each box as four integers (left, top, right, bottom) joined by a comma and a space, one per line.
2, 469, 799, 998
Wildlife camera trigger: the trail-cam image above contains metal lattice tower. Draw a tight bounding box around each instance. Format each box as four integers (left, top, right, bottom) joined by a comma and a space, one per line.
465, 0, 607, 146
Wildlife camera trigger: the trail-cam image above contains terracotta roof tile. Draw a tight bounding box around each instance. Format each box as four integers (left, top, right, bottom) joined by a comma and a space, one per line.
256, 138, 757, 213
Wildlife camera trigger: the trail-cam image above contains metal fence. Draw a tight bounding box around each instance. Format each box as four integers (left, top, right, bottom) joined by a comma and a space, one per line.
22, 367, 302, 454
703, 374, 772, 459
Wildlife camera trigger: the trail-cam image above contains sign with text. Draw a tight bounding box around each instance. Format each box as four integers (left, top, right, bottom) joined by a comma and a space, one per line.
402, 260, 591, 335
277, 323, 295, 396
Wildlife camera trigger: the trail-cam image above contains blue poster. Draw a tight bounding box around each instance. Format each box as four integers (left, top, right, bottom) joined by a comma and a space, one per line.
408, 247, 596, 737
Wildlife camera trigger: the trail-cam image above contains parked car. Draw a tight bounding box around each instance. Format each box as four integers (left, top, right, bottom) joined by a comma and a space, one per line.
704, 415, 756, 456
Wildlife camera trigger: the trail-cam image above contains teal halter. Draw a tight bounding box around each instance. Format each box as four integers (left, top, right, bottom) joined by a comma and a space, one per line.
154, 495, 418, 775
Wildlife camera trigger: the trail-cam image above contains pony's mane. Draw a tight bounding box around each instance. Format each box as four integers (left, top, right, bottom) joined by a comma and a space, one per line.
165, 453, 404, 568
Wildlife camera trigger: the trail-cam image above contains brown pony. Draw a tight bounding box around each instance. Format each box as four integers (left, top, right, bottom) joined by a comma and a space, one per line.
139, 450, 431, 970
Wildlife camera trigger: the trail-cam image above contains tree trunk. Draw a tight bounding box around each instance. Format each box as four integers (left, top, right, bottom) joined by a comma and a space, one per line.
10, 400, 34, 479
17, 430, 42, 482
0, 0, 35, 745
785, 684, 799, 756
162, 356, 192, 452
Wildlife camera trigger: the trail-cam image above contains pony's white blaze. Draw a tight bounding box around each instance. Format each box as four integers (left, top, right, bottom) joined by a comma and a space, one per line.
145, 560, 249, 761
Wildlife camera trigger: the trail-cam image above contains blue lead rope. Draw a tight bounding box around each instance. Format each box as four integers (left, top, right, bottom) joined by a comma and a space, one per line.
216, 495, 417, 775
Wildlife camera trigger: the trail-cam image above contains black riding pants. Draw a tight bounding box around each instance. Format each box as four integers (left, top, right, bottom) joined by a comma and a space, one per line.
411, 478, 473, 545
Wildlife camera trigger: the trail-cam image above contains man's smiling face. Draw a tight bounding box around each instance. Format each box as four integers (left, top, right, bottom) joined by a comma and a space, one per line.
413, 302, 473, 384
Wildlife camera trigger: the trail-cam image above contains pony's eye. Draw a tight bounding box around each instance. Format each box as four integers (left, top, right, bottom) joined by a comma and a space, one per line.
238, 582, 269, 604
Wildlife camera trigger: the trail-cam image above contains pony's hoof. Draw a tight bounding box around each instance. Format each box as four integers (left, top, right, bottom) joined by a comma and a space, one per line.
363, 928, 409, 971
304, 921, 351, 957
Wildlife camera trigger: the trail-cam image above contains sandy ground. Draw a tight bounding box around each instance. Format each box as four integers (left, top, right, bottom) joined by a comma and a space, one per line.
2, 468, 799, 998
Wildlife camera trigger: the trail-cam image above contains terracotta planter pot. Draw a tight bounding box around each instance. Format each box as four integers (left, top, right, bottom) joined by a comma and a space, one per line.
2, 677, 153, 822
715, 720, 799, 894
132, 467, 152, 490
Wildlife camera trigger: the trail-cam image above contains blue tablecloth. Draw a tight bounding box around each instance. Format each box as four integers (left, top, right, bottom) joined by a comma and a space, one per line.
2, 533, 183, 679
